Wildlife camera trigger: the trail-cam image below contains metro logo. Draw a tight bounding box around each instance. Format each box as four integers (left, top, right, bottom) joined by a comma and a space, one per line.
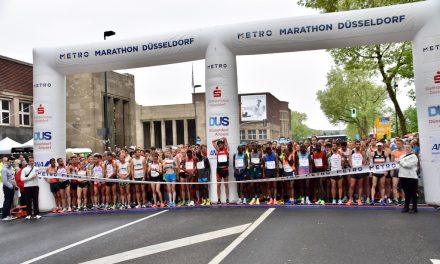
209, 116, 229, 126
37, 104, 45, 114
34, 131, 52, 141
213, 87, 222, 98
435, 71, 440, 84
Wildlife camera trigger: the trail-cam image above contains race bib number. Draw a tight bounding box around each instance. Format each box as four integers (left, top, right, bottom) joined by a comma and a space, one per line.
218, 154, 228, 163
197, 161, 205, 170
78, 171, 87, 177
283, 164, 293, 172
266, 161, 276, 169
235, 159, 244, 169
185, 162, 194, 170
375, 158, 385, 163
251, 158, 260, 164
299, 158, 309, 167
151, 170, 159, 177
314, 158, 323, 167
331, 158, 341, 171
352, 157, 363, 168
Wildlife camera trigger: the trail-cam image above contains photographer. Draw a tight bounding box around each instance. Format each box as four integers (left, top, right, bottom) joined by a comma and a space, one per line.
21, 156, 41, 219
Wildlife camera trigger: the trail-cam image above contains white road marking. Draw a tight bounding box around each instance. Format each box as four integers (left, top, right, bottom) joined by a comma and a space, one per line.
21, 210, 168, 264
80, 223, 252, 264
208, 208, 276, 264
431, 259, 440, 264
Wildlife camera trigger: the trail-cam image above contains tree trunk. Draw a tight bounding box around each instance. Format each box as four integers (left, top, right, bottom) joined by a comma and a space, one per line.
385, 81, 407, 136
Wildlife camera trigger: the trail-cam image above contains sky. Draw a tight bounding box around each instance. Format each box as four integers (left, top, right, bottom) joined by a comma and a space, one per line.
0, 0, 413, 130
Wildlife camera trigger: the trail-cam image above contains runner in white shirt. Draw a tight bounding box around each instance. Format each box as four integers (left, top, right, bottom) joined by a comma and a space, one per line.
131, 148, 147, 208
347, 140, 367, 206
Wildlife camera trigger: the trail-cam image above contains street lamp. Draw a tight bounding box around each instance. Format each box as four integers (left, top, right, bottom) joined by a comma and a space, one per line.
394, 80, 398, 137
193, 84, 202, 144
103, 30, 115, 150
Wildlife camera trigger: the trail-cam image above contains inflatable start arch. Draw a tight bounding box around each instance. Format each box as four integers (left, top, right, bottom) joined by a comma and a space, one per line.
34, 0, 440, 210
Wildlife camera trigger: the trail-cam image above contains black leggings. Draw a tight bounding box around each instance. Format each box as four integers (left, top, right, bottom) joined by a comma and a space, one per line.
24, 186, 40, 216
400, 178, 418, 210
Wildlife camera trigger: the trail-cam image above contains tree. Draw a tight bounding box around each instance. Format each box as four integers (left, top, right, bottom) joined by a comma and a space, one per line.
291, 110, 312, 141
317, 68, 387, 137
404, 105, 418, 133
297, 0, 422, 136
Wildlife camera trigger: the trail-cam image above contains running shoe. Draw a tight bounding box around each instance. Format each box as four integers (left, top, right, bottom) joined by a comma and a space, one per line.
300, 197, 305, 205
370, 200, 375, 206
268, 198, 273, 205
186, 200, 191, 206
112, 205, 116, 210
394, 200, 399, 206
357, 199, 363, 206
255, 198, 260, 205
277, 200, 284, 205
387, 198, 393, 204
201, 199, 206, 206
152, 204, 158, 208
249, 198, 256, 205
237, 198, 243, 205
188, 201, 195, 207
319, 199, 325, 205
146, 202, 153, 207
226, 199, 229, 204
160, 203, 165, 208
380, 199, 386, 206
34, 215, 42, 219
273, 199, 278, 205
346, 199, 353, 206
67, 207, 72, 212
366, 198, 371, 204
338, 199, 343, 205
135, 204, 141, 209
205, 199, 211, 206
342, 196, 348, 203
217, 199, 221, 205
305, 197, 311, 205
243, 198, 247, 204
25, 215, 32, 220
141, 204, 146, 208
287, 199, 294, 205
332, 199, 337, 205
91, 206, 97, 211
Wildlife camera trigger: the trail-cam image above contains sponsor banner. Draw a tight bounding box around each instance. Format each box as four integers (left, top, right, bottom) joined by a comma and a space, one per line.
37, 162, 398, 185
34, 102, 53, 124
427, 104, 440, 131
430, 136, 440, 162
33, 130, 53, 151
423, 70, 440, 98
241, 94, 267, 121
375, 116, 391, 140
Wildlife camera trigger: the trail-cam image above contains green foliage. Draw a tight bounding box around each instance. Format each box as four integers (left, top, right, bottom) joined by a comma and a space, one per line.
404, 105, 418, 133
291, 110, 312, 141
317, 68, 387, 137
297, 0, 422, 135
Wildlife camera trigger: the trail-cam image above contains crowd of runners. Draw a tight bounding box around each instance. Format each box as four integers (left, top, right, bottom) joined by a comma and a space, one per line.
31, 135, 420, 213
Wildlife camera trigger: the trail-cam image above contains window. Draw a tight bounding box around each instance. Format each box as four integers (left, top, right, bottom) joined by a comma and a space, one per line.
240, 130, 246, 140
259, 129, 267, 140
0, 100, 10, 125
19, 102, 31, 126
248, 130, 256, 140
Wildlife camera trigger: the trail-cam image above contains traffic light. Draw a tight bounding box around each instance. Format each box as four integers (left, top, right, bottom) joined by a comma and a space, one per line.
351, 108, 357, 118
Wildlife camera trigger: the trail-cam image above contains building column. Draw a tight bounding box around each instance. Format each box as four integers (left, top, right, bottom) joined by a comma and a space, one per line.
183, 119, 188, 145
107, 96, 114, 146
161, 119, 166, 149
172, 120, 177, 146
150, 120, 155, 148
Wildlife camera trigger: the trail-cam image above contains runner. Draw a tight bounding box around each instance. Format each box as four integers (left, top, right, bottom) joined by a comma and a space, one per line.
163, 149, 177, 207
105, 153, 118, 210
370, 142, 390, 206
117, 153, 131, 209
182, 149, 197, 206
196, 150, 211, 206
328, 142, 345, 205
391, 139, 406, 205
347, 140, 367, 206
91, 153, 105, 210
311, 142, 327, 205
68, 155, 79, 210
57, 158, 71, 212
212, 137, 230, 204
46, 158, 62, 213
132, 148, 147, 208
248, 143, 262, 205
296, 144, 312, 205
177, 149, 188, 206
148, 153, 164, 208
340, 142, 351, 203
283, 145, 296, 205
263, 146, 278, 205
76, 160, 89, 211
233, 145, 248, 204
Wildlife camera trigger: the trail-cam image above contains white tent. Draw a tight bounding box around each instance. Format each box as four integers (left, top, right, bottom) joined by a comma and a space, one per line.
20, 138, 33, 147
0, 137, 21, 154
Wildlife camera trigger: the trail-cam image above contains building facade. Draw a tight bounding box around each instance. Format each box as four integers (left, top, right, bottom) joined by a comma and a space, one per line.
136, 92, 291, 149
0, 55, 136, 152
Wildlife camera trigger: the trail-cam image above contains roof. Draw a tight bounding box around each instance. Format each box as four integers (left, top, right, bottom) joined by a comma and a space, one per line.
0, 55, 33, 96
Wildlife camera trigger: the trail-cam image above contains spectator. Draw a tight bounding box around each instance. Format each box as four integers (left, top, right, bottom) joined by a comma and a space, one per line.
2, 157, 16, 221
21, 156, 41, 219
398, 143, 419, 214
15, 160, 26, 205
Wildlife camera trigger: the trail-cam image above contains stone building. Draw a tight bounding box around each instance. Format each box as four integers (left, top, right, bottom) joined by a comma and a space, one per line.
0, 55, 136, 152
136, 92, 291, 149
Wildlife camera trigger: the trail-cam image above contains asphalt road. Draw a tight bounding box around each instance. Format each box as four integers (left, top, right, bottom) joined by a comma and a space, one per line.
0, 206, 439, 264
